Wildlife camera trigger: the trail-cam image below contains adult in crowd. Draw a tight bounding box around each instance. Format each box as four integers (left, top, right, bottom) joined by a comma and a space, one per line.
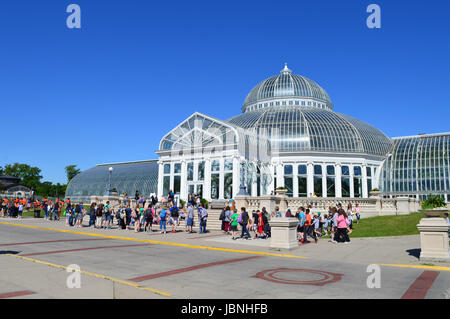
335, 208, 350, 243
186, 202, 194, 233
199, 203, 208, 233
89, 203, 96, 227
239, 207, 251, 239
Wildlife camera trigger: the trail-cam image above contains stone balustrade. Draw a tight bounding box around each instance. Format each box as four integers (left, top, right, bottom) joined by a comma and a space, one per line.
235, 195, 420, 217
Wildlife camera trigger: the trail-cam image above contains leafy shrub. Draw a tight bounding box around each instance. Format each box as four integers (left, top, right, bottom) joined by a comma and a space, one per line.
421, 195, 446, 209
200, 198, 209, 208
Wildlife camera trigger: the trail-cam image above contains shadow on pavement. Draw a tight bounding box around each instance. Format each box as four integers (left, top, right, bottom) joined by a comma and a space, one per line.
406, 248, 421, 259
0, 250, 20, 255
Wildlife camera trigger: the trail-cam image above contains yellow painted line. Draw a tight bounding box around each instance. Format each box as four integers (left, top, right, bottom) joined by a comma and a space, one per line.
5, 253, 172, 296
0, 221, 306, 259
378, 263, 450, 272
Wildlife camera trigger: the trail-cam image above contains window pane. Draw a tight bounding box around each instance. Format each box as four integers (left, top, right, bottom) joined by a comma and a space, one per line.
298, 165, 307, 175
174, 176, 181, 194
298, 176, 307, 197
211, 174, 219, 199
284, 165, 293, 175
327, 177, 335, 197
163, 176, 170, 196
354, 177, 362, 197
164, 164, 170, 175
342, 177, 350, 197
366, 166, 372, 177
187, 162, 194, 181
224, 173, 233, 199
314, 165, 322, 175
224, 159, 233, 171
285, 177, 293, 197
174, 163, 181, 174
354, 166, 362, 176
198, 161, 205, 181
314, 176, 322, 197
211, 160, 220, 171
342, 166, 350, 176
327, 165, 335, 176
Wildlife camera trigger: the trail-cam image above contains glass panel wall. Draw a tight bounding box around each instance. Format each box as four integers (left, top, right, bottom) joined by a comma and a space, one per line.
297, 164, 307, 197
354, 165, 362, 198
342, 165, 350, 197
224, 173, 233, 199
284, 164, 293, 197
211, 174, 219, 199
313, 165, 322, 197
326, 165, 335, 197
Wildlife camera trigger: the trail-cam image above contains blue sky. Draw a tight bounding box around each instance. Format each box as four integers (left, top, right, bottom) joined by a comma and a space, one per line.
0, 0, 449, 184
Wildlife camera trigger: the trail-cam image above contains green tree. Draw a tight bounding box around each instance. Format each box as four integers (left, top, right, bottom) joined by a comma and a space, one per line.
0, 165, 4, 175
65, 165, 81, 183
3, 163, 42, 190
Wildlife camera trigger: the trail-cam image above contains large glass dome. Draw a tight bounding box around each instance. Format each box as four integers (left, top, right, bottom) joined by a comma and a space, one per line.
243, 64, 333, 112
227, 106, 392, 157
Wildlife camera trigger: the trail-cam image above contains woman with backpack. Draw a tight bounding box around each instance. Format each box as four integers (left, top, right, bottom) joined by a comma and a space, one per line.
239, 207, 251, 239
336, 208, 350, 243
95, 204, 103, 229
159, 205, 168, 234
143, 204, 154, 232
89, 203, 96, 227
219, 206, 226, 234
224, 206, 232, 235
75, 207, 85, 228
133, 207, 141, 233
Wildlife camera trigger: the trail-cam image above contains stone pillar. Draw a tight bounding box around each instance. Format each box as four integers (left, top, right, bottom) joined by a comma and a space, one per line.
335, 164, 342, 198
180, 160, 187, 201
269, 164, 275, 195
307, 162, 314, 197
276, 163, 284, 188
290, 164, 297, 197
362, 164, 368, 198
251, 169, 258, 197
396, 197, 412, 215
322, 163, 327, 198
219, 158, 225, 199
270, 218, 299, 250
169, 163, 174, 192
417, 216, 450, 261
157, 161, 164, 199
232, 157, 240, 198
349, 165, 354, 198
204, 158, 211, 201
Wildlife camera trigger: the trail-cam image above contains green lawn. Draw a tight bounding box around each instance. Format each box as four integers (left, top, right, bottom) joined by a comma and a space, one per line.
347, 212, 426, 238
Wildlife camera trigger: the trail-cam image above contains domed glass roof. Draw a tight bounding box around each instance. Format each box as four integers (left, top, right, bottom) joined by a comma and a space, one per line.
65, 160, 159, 202
227, 106, 392, 157
243, 64, 333, 112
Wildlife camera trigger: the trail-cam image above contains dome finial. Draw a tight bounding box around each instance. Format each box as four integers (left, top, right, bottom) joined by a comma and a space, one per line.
281, 63, 291, 74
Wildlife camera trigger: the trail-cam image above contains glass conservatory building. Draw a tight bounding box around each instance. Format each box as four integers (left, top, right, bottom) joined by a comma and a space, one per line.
380, 133, 450, 202
65, 64, 450, 203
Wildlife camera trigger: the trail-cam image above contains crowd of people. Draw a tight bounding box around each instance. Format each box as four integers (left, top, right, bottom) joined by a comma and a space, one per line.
219, 202, 361, 244
0, 197, 66, 220
2, 193, 362, 245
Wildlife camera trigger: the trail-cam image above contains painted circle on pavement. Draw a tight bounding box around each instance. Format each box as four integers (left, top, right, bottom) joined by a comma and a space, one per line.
253, 268, 343, 286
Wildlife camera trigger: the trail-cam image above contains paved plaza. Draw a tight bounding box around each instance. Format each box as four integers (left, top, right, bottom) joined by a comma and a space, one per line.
0, 217, 449, 299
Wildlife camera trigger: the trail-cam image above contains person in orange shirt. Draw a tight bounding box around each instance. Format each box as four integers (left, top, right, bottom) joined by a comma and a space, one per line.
302, 209, 318, 244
